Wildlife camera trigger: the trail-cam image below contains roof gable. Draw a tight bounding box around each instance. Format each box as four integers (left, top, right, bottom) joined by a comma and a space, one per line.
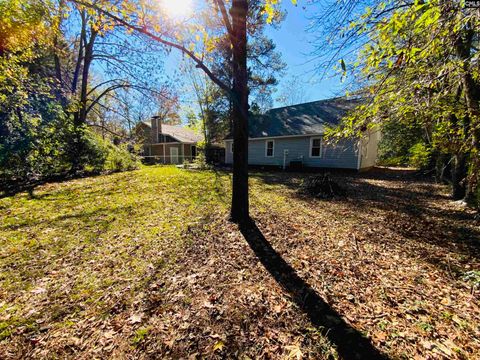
141, 122, 203, 143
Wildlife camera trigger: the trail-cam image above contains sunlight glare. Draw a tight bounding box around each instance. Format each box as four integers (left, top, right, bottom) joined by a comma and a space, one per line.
160, 0, 192, 18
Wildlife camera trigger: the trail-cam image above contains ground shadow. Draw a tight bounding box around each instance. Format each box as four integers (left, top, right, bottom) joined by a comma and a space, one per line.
239, 218, 387, 360
251, 168, 480, 262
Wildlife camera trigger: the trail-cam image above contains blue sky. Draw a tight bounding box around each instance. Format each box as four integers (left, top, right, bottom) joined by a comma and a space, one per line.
165, 0, 344, 112
161, 0, 349, 120
265, 0, 346, 105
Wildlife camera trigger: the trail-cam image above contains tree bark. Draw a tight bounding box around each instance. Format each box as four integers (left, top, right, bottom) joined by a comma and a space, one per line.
71, 26, 97, 173
229, 0, 249, 223
451, 153, 467, 200
455, 26, 480, 205
72, 9, 86, 95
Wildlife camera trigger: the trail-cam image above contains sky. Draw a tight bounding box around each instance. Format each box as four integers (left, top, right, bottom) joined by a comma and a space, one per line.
162, 0, 348, 118
264, 0, 346, 106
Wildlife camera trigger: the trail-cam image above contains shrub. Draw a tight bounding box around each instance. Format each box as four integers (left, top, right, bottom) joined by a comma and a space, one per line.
105, 143, 140, 172
192, 151, 210, 170
408, 143, 431, 169
378, 156, 408, 167
82, 131, 139, 173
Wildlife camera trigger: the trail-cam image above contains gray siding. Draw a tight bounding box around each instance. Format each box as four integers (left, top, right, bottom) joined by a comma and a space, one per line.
225, 136, 359, 169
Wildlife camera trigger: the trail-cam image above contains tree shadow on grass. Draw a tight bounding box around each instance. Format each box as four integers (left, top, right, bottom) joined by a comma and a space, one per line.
239, 218, 387, 360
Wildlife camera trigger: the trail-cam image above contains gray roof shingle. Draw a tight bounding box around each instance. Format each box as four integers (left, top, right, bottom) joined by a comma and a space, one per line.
229, 97, 361, 139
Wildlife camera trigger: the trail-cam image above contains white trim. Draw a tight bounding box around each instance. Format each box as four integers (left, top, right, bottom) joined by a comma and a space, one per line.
230, 142, 234, 154
309, 137, 322, 158
265, 139, 275, 157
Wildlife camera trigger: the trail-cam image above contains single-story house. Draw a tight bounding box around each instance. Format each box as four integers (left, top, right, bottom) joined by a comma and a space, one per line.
224, 97, 380, 170
135, 116, 203, 164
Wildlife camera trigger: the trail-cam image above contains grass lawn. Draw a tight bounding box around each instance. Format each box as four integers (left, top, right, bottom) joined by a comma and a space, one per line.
0, 165, 479, 359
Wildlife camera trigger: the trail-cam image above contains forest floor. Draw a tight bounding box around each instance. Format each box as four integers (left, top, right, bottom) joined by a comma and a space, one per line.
0, 165, 479, 359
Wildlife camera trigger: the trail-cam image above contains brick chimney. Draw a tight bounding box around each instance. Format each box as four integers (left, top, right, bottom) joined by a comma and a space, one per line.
151, 116, 161, 143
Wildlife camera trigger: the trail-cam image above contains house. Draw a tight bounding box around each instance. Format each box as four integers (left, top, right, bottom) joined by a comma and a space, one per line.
224, 97, 380, 170
136, 116, 203, 164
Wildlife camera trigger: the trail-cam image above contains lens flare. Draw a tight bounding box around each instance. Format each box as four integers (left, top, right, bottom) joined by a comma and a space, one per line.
160, 0, 192, 18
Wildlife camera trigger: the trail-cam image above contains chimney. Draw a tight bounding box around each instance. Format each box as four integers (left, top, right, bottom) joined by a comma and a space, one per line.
151, 116, 161, 143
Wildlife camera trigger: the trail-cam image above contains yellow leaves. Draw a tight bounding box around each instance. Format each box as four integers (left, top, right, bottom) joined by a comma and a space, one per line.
286, 344, 303, 359
0, 0, 55, 54
263, 0, 279, 24
213, 340, 225, 351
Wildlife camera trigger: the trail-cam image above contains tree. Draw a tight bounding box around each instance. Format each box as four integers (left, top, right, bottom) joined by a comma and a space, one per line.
276, 75, 308, 106
319, 1, 480, 206
0, 0, 150, 188
0, 0, 69, 184
185, 66, 229, 146
155, 93, 181, 125
70, 0, 288, 222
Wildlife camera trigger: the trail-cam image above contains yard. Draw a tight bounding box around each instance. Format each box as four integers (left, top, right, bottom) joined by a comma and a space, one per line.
0, 166, 479, 359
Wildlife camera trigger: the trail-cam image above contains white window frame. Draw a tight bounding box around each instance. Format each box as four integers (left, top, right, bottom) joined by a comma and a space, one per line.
309, 137, 322, 158
265, 139, 275, 157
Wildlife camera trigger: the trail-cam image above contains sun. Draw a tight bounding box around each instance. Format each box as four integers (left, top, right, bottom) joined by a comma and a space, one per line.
160, 0, 193, 18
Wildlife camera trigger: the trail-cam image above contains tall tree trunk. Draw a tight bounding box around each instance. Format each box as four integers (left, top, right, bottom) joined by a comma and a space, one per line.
452, 153, 467, 199
71, 27, 97, 173
230, 0, 249, 223
455, 26, 480, 205
72, 9, 86, 95
76, 29, 96, 128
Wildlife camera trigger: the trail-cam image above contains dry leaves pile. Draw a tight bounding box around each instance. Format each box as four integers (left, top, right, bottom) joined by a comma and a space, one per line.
0, 166, 478, 359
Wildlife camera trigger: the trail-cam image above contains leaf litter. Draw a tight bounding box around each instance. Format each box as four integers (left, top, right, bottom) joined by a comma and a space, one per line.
0, 166, 478, 359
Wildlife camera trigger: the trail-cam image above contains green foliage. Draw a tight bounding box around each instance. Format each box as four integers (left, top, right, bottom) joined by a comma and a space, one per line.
192, 151, 211, 170
0, 0, 140, 189
131, 327, 150, 346
331, 1, 480, 206
408, 143, 431, 169
81, 131, 139, 173
106, 143, 140, 172
378, 120, 425, 166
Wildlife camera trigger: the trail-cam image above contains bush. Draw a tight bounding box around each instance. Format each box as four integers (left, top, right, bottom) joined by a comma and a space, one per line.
82, 131, 139, 173
192, 152, 211, 170
378, 156, 408, 167
408, 143, 431, 169
105, 143, 140, 172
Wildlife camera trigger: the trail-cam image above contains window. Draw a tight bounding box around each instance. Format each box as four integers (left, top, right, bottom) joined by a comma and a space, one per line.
310, 137, 321, 157
230, 142, 234, 153
265, 140, 274, 157
191, 145, 197, 159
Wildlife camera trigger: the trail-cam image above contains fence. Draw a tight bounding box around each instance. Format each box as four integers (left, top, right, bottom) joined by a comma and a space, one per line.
140, 155, 197, 165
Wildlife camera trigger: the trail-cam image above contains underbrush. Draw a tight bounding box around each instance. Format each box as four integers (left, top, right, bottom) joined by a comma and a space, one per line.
0, 130, 139, 195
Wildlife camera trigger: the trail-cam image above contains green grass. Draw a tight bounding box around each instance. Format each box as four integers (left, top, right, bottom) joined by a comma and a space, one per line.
0, 165, 230, 341
1, 166, 478, 359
